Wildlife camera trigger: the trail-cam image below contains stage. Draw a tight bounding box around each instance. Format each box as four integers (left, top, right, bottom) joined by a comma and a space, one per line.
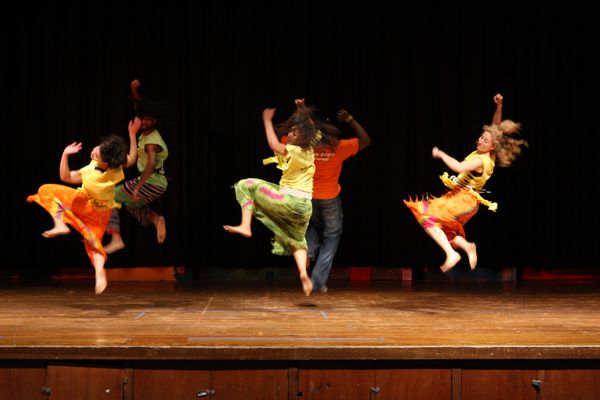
1, 279, 600, 360
2, 279, 600, 399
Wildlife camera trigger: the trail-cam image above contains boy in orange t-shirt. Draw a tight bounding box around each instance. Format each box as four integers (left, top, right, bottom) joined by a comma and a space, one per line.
285, 106, 371, 293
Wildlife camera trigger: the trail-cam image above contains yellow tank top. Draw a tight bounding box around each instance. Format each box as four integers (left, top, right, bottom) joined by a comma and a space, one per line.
439, 151, 498, 211
456, 150, 494, 192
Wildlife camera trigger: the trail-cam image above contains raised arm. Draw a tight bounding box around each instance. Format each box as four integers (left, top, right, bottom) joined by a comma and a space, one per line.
131, 79, 141, 101
432, 147, 483, 174
59, 142, 83, 184
125, 117, 141, 168
492, 93, 503, 126
129, 79, 142, 116
263, 108, 287, 155
337, 108, 371, 150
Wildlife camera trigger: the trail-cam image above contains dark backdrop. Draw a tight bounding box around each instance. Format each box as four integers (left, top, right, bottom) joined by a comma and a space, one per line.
2, 3, 597, 278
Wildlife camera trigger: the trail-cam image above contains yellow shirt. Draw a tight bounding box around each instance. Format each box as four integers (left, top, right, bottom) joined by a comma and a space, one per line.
263, 144, 315, 193
80, 161, 125, 209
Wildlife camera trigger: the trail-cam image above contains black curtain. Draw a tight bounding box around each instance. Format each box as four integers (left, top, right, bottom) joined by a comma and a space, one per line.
2, 3, 597, 278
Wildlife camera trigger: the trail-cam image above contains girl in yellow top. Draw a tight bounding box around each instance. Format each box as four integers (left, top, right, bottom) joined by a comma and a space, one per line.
404, 94, 527, 273
224, 105, 323, 296
27, 119, 139, 294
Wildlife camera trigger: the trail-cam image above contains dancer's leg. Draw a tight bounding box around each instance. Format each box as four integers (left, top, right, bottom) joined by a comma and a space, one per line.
92, 251, 108, 295
452, 235, 477, 270
293, 248, 312, 296
223, 208, 253, 238
151, 211, 166, 243
423, 226, 461, 272
42, 216, 71, 238
104, 209, 125, 254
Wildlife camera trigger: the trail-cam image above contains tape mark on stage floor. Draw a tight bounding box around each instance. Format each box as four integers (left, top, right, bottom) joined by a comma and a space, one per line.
188, 336, 385, 341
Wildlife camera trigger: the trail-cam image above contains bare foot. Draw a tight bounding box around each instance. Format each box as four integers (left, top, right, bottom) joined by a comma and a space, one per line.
300, 274, 313, 296
42, 226, 70, 238
440, 251, 461, 273
223, 225, 252, 238
95, 269, 107, 295
104, 238, 125, 254
466, 242, 478, 270
155, 216, 166, 244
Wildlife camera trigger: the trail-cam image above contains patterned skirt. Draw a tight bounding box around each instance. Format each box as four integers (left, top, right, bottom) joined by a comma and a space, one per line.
404, 187, 479, 242
27, 184, 112, 263
233, 178, 312, 256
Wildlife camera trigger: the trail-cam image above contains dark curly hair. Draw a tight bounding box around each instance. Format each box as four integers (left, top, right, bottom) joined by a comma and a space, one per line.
130, 96, 175, 127
98, 135, 128, 169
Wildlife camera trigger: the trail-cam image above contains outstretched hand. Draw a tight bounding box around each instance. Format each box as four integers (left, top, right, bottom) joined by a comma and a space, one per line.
263, 108, 276, 121
432, 146, 441, 159
337, 108, 351, 122
129, 116, 142, 135
294, 98, 305, 109
63, 142, 83, 156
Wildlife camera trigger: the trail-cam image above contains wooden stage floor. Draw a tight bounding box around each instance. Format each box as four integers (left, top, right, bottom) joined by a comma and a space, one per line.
1, 279, 600, 361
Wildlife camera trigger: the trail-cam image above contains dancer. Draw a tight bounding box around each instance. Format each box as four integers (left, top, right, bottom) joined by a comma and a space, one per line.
224, 103, 329, 296
281, 100, 371, 293
306, 107, 371, 293
27, 119, 139, 294
104, 79, 169, 254
404, 94, 527, 272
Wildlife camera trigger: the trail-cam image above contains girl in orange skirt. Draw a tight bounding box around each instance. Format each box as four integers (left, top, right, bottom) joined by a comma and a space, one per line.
404, 94, 528, 273
27, 119, 139, 294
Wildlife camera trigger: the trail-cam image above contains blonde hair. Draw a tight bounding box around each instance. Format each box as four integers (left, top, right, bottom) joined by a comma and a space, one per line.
483, 120, 528, 167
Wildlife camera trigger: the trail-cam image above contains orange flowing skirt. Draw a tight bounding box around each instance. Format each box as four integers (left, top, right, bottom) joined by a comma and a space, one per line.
27, 184, 111, 264
404, 187, 479, 242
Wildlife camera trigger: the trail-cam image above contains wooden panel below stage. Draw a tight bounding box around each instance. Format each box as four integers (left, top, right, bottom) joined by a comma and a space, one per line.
4, 361, 600, 400
1, 279, 600, 361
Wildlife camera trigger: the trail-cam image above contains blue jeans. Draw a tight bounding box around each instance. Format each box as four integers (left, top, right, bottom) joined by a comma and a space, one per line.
306, 197, 343, 291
